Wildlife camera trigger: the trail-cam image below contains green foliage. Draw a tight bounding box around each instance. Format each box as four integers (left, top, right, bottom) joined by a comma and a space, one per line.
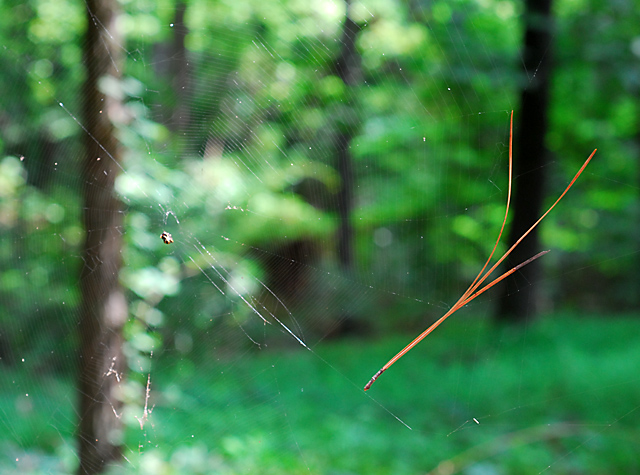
0, 0, 637, 380
2, 314, 640, 474
0, 155, 81, 367
1, 0, 639, 469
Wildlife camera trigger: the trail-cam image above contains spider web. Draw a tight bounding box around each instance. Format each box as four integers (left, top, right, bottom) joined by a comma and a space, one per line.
2, 0, 640, 474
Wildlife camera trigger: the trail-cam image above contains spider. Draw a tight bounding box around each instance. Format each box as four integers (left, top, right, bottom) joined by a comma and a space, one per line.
160, 231, 174, 244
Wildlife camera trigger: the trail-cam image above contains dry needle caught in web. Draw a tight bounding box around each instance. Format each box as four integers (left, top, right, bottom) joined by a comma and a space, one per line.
364, 111, 597, 391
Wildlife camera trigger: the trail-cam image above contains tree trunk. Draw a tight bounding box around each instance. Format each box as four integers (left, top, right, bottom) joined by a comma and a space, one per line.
496, 0, 554, 323
168, 1, 190, 132
77, 0, 127, 473
329, 0, 364, 336
335, 0, 361, 270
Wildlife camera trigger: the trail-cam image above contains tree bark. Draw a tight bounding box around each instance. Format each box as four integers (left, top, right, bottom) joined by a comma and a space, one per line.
77, 0, 127, 473
168, 1, 190, 132
496, 0, 554, 323
335, 0, 361, 271
330, 0, 363, 335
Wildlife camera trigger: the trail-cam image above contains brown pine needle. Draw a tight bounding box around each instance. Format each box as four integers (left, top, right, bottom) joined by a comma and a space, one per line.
364, 112, 597, 391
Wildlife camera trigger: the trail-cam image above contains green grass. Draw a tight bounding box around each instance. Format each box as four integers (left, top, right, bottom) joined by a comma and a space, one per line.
2, 313, 640, 474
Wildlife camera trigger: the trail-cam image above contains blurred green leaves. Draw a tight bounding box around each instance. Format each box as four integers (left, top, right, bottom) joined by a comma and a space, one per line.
2, 0, 638, 372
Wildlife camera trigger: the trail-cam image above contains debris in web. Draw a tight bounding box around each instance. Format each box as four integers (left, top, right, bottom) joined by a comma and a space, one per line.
135, 374, 154, 430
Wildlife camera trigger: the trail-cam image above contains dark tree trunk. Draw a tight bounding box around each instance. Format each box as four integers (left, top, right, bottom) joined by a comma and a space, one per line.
151, 1, 190, 133
335, 0, 361, 270
496, 0, 554, 323
330, 0, 363, 335
168, 1, 190, 132
336, 139, 355, 269
77, 0, 127, 473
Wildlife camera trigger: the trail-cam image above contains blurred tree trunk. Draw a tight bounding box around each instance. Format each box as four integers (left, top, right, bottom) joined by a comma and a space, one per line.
330, 0, 363, 336
77, 0, 127, 473
153, 0, 190, 132
169, 1, 190, 131
496, 0, 554, 323
335, 0, 360, 270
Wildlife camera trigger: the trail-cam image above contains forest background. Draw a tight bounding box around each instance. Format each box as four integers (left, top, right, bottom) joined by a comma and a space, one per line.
1, 0, 640, 473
